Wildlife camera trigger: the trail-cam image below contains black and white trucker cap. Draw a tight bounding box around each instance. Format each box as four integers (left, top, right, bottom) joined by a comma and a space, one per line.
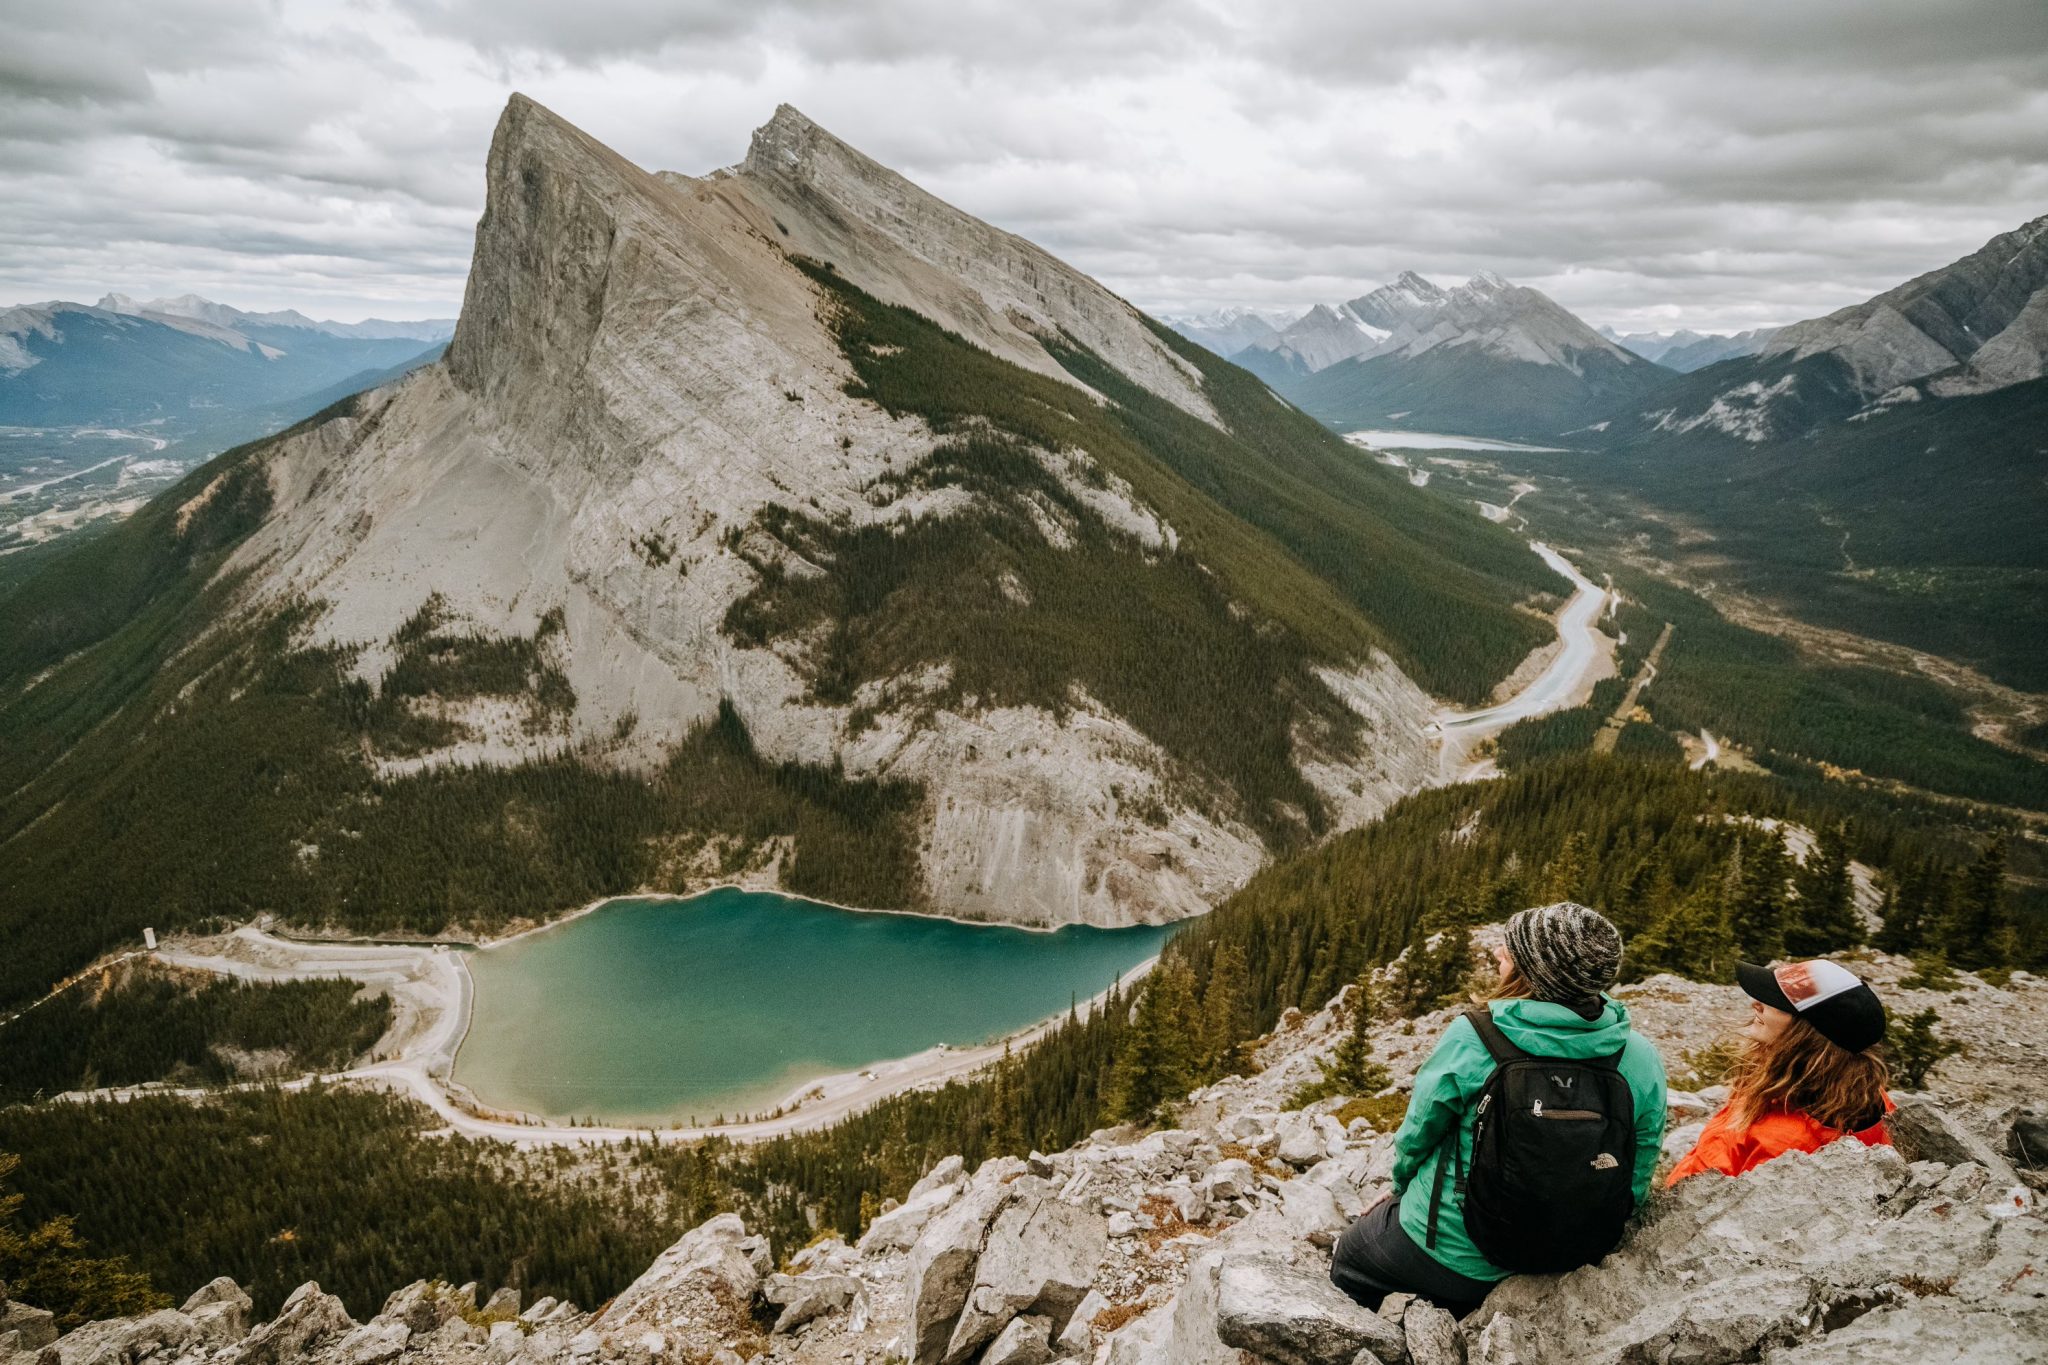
1736, 959, 1887, 1054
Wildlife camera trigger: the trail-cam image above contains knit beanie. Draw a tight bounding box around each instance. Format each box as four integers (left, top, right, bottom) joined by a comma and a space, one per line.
1503, 902, 1623, 1017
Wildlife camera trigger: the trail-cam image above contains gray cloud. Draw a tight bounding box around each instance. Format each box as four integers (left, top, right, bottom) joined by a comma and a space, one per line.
0, 0, 2043, 330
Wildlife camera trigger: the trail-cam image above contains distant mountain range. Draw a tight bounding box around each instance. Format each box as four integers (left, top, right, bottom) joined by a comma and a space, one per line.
1600, 326, 1778, 373
97, 293, 455, 343
1161, 307, 1294, 357
0, 293, 452, 435
1219, 271, 1669, 439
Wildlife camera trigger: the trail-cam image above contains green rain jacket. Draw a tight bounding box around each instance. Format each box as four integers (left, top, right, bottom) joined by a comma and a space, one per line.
1390, 996, 1668, 1282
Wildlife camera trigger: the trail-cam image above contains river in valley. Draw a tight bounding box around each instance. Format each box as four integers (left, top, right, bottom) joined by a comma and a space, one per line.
453, 889, 1175, 1126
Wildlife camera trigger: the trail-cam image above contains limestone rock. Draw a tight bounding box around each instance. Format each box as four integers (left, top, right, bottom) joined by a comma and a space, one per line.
980, 1312, 1054, 1365
1466, 1139, 2048, 1364
330, 1320, 411, 1365
943, 1193, 1106, 1362
1213, 1252, 1407, 1365
861, 1156, 967, 1253
1199, 1158, 1256, 1203
1888, 1097, 2020, 1184
1056, 1289, 1108, 1357
377, 1280, 460, 1337
904, 1174, 1017, 1364
178, 1277, 253, 1343
1277, 1178, 1347, 1248
762, 1272, 859, 1334
0, 1305, 54, 1352
49, 1309, 196, 1365
1402, 1300, 1461, 1365
1277, 1113, 1347, 1167
485, 1320, 524, 1362
239, 1283, 356, 1365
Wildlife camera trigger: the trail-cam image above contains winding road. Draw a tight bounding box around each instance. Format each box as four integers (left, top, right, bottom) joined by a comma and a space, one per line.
1431, 541, 1616, 781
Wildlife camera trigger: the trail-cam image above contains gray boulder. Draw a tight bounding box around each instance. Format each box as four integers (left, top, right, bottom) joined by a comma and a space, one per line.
377, 1280, 460, 1337
1466, 1139, 2048, 1364
179, 1277, 253, 1343
903, 1172, 1020, 1364
49, 1309, 196, 1365
981, 1312, 1054, 1365
329, 1320, 411, 1365
0, 1304, 55, 1352
598, 1211, 767, 1333
943, 1193, 1106, 1362
1056, 1289, 1108, 1357
862, 1155, 969, 1253
1403, 1300, 1462, 1365
1888, 1097, 2020, 1184
239, 1283, 356, 1365
1277, 1179, 1348, 1248
1199, 1158, 1256, 1203
485, 1320, 525, 1362
762, 1272, 860, 1334
1277, 1114, 1345, 1167
1213, 1252, 1406, 1365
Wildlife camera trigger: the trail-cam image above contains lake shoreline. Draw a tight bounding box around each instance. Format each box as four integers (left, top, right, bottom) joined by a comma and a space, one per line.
450, 890, 1175, 1128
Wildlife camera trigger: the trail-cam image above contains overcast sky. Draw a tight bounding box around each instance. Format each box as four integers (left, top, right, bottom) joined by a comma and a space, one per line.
5, 0, 2046, 333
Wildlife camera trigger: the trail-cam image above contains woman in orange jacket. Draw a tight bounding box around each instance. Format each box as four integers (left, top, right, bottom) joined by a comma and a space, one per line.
1669, 958, 1892, 1184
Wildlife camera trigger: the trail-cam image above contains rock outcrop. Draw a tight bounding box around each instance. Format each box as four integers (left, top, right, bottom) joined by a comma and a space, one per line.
24, 943, 2043, 1365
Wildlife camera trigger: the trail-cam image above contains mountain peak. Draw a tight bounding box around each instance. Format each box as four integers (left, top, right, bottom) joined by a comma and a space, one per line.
1466, 270, 1512, 293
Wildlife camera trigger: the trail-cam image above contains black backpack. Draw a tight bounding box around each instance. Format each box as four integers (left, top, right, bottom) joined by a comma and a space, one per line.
1427, 1007, 1638, 1274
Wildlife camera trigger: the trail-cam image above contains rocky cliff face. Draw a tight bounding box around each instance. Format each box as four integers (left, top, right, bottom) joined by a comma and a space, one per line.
203, 95, 1455, 928
27, 942, 2043, 1365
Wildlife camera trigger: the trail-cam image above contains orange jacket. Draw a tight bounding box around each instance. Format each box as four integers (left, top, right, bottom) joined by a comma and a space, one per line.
1667, 1097, 1892, 1185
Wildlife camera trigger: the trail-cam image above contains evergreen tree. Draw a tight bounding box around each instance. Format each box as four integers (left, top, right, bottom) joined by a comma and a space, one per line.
1391, 920, 1475, 1017
1786, 822, 1861, 956
1633, 883, 1738, 981
1198, 943, 1254, 1080
987, 1044, 1024, 1153
1875, 858, 1946, 956
1539, 831, 1593, 904
1728, 833, 1791, 962
1324, 979, 1392, 1098
1611, 851, 1667, 937
1105, 960, 1198, 1125
1886, 1008, 1962, 1090
1945, 838, 2013, 971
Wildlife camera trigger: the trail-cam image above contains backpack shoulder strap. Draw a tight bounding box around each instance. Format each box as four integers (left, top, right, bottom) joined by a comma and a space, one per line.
1463, 1006, 1529, 1065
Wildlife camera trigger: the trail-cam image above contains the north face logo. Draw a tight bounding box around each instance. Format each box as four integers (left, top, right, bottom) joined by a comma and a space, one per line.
1590, 1152, 1620, 1170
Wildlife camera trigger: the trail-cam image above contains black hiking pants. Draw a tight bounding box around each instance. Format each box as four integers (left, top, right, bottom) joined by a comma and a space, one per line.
1329, 1196, 1495, 1318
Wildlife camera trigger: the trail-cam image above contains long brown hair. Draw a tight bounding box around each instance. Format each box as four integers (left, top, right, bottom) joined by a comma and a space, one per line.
1726, 1014, 1890, 1133
1484, 957, 1536, 1003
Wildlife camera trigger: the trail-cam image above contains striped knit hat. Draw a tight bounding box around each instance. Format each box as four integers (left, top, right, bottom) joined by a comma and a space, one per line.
1504, 902, 1623, 1017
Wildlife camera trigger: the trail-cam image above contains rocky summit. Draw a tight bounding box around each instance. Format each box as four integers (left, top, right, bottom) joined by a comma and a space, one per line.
23, 937, 2043, 1365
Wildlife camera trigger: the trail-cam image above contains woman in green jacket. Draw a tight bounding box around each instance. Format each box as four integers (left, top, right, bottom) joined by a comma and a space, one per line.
1330, 902, 1668, 1315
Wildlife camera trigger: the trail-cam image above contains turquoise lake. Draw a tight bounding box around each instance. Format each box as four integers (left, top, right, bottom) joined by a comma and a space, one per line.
453, 889, 1176, 1125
